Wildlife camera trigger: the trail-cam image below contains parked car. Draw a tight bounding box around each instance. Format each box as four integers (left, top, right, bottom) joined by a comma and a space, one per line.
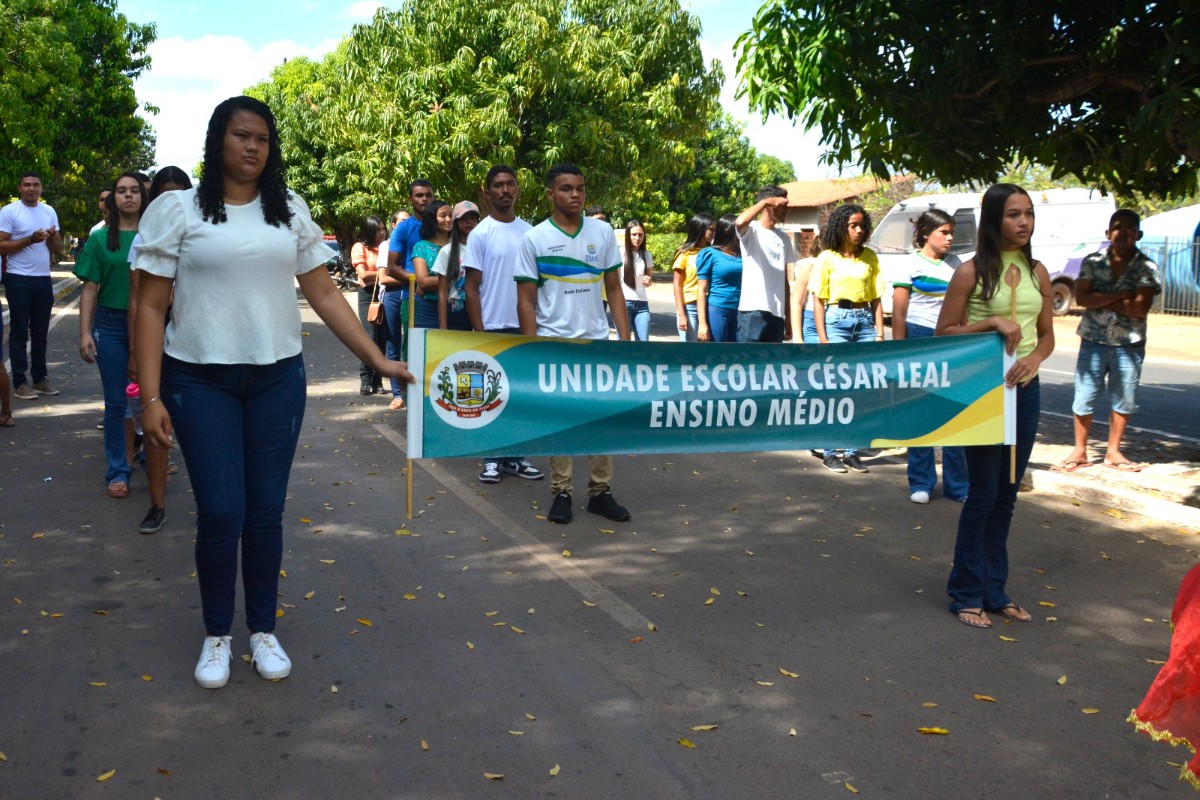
869, 188, 1116, 316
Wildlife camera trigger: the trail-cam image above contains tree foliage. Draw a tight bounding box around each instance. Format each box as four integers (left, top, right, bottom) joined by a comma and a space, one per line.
734, 1, 1200, 198
250, 0, 722, 242
0, 0, 156, 232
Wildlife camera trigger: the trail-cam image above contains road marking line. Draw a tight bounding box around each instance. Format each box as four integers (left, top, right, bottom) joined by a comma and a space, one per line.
1042, 410, 1200, 446
374, 423, 656, 632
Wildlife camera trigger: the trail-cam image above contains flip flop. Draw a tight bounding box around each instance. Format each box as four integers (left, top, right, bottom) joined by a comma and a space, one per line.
0, 411, 13, 427
1104, 461, 1147, 473
1050, 460, 1092, 473
955, 609, 992, 629
991, 603, 1032, 622
107, 481, 129, 499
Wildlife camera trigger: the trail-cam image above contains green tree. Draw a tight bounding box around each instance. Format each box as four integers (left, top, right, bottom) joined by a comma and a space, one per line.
0, 0, 156, 232
256, 0, 720, 236
734, 1, 1200, 198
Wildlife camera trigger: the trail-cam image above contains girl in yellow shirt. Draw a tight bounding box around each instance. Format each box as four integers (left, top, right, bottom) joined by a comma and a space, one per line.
936, 184, 1054, 630
671, 213, 714, 342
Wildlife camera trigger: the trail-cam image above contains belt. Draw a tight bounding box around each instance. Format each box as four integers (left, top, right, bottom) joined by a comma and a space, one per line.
834, 299, 869, 309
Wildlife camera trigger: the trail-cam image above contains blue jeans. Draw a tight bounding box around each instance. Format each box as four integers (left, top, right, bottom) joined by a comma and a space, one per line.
626, 300, 650, 341
905, 322, 967, 499
707, 305, 739, 342
1072, 339, 1145, 416
947, 377, 1040, 613
680, 302, 698, 342
382, 291, 407, 398
413, 297, 439, 329
2, 273, 53, 386
801, 309, 818, 343
737, 310, 785, 343
163, 353, 306, 636
822, 307, 876, 458
93, 306, 131, 485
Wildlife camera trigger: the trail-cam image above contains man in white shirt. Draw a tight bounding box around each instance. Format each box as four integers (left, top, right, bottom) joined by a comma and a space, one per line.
515, 164, 631, 525
463, 164, 544, 485
89, 189, 111, 234
734, 186, 795, 343
0, 173, 62, 399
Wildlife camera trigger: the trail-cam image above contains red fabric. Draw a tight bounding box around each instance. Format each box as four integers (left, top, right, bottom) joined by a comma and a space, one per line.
1130, 563, 1200, 789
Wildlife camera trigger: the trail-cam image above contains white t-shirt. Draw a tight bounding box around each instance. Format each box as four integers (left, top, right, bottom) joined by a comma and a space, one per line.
430, 245, 465, 311
619, 252, 654, 302
736, 222, 794, 317
0, 200, 59, 276
462, 215, 532, 331
375, 238, 391, 297
514, 216, 620, 340
132, 187, 330, 365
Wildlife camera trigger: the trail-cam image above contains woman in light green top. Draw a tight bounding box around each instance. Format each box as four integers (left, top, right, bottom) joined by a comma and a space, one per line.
412, 200, 452, 329
936, 184, 1054, 630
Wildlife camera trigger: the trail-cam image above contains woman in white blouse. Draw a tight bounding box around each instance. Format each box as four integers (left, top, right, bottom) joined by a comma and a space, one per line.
133, 96, 413, 689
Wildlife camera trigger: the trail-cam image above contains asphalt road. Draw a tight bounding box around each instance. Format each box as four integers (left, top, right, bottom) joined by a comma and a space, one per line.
1, 285, 1198, 798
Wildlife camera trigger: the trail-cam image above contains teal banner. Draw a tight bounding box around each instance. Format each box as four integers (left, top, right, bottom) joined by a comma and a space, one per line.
406, 330, 1012, 459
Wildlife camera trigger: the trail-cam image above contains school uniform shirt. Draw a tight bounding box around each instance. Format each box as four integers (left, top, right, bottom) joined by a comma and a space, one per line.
893, 251, 961, 330
514, 216, 620, 340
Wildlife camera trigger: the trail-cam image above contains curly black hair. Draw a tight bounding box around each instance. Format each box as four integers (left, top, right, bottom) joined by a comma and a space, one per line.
820, 204, 872, 255
197, 96, 292, 228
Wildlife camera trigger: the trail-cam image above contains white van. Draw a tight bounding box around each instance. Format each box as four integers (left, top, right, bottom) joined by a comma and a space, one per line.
869, 188, 1115, 316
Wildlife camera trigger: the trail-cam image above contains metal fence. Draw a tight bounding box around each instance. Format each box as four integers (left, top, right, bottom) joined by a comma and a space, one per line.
1144, 237, 1200, 316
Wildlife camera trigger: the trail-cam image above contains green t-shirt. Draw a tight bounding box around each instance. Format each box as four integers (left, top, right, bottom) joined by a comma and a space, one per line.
412, 239, 445, 304
74, 228, 137, 310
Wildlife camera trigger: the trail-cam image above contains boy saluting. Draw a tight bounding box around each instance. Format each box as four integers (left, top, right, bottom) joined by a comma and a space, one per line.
515, 164, 632, 524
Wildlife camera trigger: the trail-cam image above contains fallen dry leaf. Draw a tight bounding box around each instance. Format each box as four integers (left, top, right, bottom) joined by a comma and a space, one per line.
779, 667, 799, 678
736, 590, 749, 597
582, 600, 596, 607
562, 549, 571, 557
628, 636, 644, 644
691, 724, 718, 731
1057, 675, 1068, 685
304, 591, 316, 600
998, 635, 1018, 642
508, 730, 525, 736
704, 598, 715, 606
483, 772, 504, 780
677, 738, 696, 749
142, 674, 153, 682
917, 727, 949, 735
789, 728, 797, 737
550, 763, 561, 776
846, 783, 859, 794
510, 626, 525, 634
89, 681, 107, 687
357, 618, 373, 627
1039, 601, 1057, 607
96, 769, 116, 782
467, 641, 474, 649
1081, 708, 1100, 714
974, 694, 996, 702
526, 713, 536, 721
710, 588, 721, 596
319, 559, 336, 565
756, 680, 775, 687
484, 610, 500, 617
421, 739, 429, 751
648, 623, 657, 631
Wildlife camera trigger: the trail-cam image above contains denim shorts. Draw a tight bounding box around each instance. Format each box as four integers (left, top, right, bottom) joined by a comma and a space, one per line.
1072, 339, 1144, 416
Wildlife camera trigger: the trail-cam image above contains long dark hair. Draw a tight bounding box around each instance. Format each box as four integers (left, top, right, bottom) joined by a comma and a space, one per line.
148, 166, 192, 202
710, 213, 739, 255
913, 208, 954, 249
419, 201, 450, 242
197, 95, 292, 228
357, 215, 384, 245
673, 213, 714, 261
104, 172, 147, 252
445, 210, 479, 284
821, 204, 872, 255
623, 219, 648, 289
974, 183, 1039, 301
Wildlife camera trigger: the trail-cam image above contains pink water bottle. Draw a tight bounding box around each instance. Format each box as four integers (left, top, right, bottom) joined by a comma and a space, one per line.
126, 382, 142, 435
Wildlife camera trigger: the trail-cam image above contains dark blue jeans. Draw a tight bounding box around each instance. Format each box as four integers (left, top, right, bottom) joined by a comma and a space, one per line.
905, 322, 967, 499
357, 286, 389, 383
163, 353, 306, 636
2, 273, 53, 386
93, 306, 131, 485
947, 377, 1040, 613
737, 310, 786, 343
382, 291, 407, 398
707, 305, 739, 342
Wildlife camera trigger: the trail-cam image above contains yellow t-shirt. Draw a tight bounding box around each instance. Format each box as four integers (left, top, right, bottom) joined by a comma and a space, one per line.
811, 249, 884, 304
967, 251, 1044, 360
672, 248, 701, 305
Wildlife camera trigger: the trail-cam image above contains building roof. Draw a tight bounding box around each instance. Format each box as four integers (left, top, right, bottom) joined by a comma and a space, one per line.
780, 177, 886, 208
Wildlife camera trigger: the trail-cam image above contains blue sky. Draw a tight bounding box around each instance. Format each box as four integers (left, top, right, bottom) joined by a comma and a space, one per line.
116, 0, 830, 180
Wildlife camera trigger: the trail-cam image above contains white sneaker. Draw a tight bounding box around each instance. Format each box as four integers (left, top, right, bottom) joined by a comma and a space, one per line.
249, 632, 292, 680
910, 490, 931, 504
194, 635, 232, 688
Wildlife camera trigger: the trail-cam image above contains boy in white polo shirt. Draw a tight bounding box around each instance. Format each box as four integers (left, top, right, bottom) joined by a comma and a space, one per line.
515, 164, 631, 524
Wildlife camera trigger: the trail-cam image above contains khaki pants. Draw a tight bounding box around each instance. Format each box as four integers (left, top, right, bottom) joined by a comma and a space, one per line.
549, 455, 612, 496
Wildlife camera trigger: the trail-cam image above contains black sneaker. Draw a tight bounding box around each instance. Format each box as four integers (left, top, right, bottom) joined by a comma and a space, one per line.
360, 379, 374, 396
500, 459, 544, 480
586, 491, 631, 522
822, 454, 847, 473
138, 504, 166, 534
548, 492, 573, 524
843, 454, 869, 473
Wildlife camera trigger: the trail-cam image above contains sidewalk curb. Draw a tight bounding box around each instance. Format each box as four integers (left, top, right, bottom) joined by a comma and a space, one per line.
1029, 466, 1200, 530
